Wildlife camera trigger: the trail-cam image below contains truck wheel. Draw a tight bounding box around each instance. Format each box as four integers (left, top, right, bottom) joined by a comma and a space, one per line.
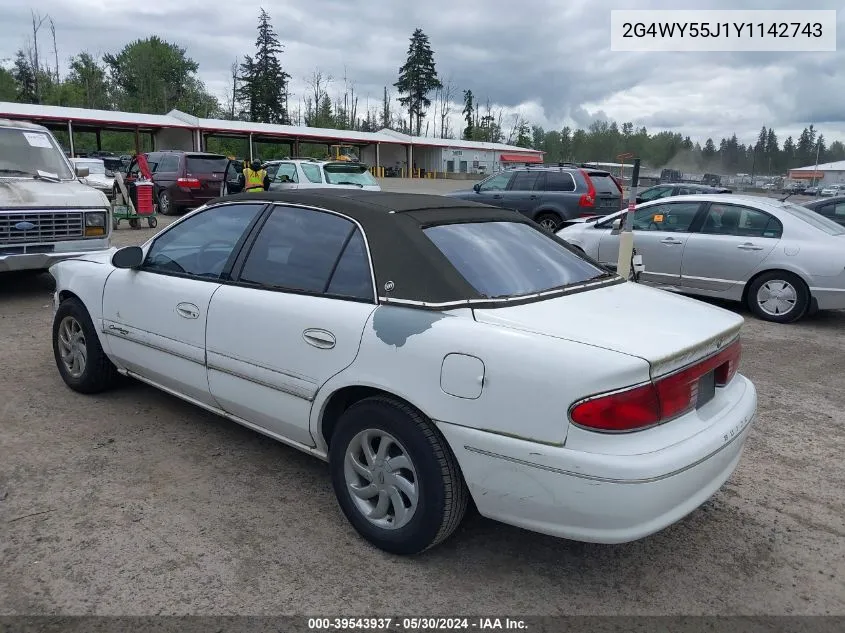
329, 396, 468, 555
52, 297, 118, 394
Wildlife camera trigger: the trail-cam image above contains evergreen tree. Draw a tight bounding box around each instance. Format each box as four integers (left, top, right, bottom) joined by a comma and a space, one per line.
12, 50, 37, 103
461, 89, 474, 140
394, 28, 441, 136
782, 136, 796, 169
381, 87, 392, 129
237, 9, 291, 124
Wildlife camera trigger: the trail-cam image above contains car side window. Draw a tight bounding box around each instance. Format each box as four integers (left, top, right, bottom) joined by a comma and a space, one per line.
143, 203, 264, 279
301, 163, 323, 183
238, 205, 373, 300
639, 186, 671, 201
157, 155, 179, 172
128, 161, 140, 176
833, 202, 845, 218
478, 171, 512, 192
700, 204, 783, 238
544, 171, 576, 192
509, 171, 542, 191
274, 163, 298, 183
632, 202, 700, 232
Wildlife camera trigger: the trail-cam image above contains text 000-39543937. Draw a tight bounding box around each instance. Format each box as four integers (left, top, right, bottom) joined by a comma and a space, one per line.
610, 9, 836, 52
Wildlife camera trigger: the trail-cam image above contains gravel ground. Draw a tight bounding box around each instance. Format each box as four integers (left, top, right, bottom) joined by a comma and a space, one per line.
1, 182, 843, 616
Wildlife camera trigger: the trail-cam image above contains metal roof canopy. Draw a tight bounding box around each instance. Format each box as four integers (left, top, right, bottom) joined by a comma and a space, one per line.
0, 101, 545, 155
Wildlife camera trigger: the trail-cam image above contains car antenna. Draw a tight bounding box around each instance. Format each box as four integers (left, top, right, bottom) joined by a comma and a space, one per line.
779, 192, 794, 202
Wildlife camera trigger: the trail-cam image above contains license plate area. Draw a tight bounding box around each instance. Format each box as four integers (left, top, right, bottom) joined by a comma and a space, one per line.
696, 369, 716, 408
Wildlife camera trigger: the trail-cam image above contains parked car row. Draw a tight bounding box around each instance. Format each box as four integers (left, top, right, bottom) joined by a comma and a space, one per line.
221, 158, 381, 196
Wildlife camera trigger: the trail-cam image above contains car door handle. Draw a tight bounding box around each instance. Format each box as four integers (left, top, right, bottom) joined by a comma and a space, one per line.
492, 194, 503, 199
660, 237, 684, 244
737, 243, 764, 251
303, 328, 336, 349
529, 195, 539, 199
175, 302, 200, 319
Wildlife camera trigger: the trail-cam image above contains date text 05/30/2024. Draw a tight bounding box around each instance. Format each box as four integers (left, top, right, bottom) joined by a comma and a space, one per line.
307, 618, 528, 631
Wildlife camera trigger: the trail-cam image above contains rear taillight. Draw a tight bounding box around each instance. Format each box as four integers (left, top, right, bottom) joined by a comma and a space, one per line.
177, 177, 201, 189
578, 169, 597, 208
570, 338, 742, 433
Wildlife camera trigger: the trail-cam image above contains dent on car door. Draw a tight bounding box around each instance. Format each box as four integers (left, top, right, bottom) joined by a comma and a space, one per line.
205, 204, 378, 447
598, 202, 702, 284
101, 203, 265, 405
680, 203, 782, 293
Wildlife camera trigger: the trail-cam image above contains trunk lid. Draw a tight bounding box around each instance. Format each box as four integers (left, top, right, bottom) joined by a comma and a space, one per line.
473, 281, 743, 377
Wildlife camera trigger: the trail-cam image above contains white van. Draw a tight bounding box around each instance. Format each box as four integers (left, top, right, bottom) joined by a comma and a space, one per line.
0, 119, 112, 273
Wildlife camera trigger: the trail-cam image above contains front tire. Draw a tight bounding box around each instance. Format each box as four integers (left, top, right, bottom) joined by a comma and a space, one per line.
52, 297, 118, 393
329, 396, 468, 555
746, 271, 809, 323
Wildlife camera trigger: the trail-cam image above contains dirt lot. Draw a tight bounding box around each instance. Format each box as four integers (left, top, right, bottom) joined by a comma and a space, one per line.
1, 182, 844, 616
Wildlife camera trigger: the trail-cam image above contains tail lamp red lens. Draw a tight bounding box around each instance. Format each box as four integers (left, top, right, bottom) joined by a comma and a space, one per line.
177, 177, 201, 189
578, 169, 597, 208
570, 338, 742, 432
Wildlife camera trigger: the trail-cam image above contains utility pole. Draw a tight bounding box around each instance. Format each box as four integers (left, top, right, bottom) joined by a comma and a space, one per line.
811, 139, 821, 189
617, 158, 640, 279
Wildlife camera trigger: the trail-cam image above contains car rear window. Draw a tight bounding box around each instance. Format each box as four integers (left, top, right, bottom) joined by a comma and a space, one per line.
782, 202, 845, 235
323, 165, 377, 186
185, 156, 228, 174
586, 172, 622, 195
423, 221, 608, 299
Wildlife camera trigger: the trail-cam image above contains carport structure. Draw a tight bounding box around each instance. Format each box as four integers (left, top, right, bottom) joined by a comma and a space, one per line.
0, 101, 194, 155
168, 112, 406, 169
0, 101, 544, 176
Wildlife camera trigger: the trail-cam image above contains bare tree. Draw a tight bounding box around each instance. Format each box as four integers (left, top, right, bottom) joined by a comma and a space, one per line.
505, 113, 522, 145
29, 10, 49, 102
438, 77, 454, 139
49, 17, 59, 83
305, 68, 332, 126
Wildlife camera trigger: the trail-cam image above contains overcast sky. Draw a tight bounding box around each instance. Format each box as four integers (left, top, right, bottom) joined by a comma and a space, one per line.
1, 0, 843, 147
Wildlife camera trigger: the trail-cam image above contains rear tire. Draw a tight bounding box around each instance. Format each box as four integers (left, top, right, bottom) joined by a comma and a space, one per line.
329, 396, 468, 555
158, 190, 173, 216
52, 297, 118, 394
746, 271, 809, 323
535, 213, 562, 232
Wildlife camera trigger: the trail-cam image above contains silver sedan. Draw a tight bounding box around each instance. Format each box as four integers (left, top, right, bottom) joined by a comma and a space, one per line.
558, 194, 845, 323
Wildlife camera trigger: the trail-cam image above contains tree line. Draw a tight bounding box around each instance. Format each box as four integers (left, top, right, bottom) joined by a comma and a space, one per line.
2, 8, 842, 173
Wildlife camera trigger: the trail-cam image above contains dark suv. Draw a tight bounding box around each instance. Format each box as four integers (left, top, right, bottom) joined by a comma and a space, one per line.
445, 165, 623, 230
119, 151, 229, 215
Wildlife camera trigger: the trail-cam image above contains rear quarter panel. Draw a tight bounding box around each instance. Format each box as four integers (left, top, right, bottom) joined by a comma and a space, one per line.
310, 304, 650, 452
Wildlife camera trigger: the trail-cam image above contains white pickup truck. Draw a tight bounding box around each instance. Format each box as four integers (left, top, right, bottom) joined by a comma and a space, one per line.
0, 118, 112, 273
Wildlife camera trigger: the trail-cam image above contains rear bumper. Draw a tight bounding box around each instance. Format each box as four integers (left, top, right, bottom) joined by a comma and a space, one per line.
810, 286, 845, 310
437, 374, 757, 543
0, 238, 111, 272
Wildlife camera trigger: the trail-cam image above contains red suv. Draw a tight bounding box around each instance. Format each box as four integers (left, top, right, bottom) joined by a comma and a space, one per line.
119, 151, 229, 215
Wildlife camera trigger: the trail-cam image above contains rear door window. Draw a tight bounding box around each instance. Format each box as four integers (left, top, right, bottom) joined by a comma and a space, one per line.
157, 154, 180, 173
424, 221, 607, 298
238, 205, 373, 300
301, 163, 323, 183
509, 171, 542, 191
544, 171, 576, 192
701, 204, 783, 238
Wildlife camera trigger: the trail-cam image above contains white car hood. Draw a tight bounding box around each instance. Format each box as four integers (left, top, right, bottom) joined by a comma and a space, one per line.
473, 281, 743, 377
0, 178, 109, 208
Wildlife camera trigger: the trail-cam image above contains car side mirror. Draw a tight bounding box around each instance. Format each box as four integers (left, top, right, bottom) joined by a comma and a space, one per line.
473, 183, 481, 192
635, 197, 643, 204
611, 218, 622, 231
75, 166, 90, 178
112, 245, 144, 269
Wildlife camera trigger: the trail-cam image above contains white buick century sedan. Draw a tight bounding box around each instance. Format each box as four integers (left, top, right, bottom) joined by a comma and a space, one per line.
50, 190, 757, 555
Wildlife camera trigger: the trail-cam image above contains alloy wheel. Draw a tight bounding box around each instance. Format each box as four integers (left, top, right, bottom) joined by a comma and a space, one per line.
57, 316, 87, 379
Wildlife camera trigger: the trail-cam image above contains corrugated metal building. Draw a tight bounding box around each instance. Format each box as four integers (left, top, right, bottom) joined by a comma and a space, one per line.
788, 160, 845, 184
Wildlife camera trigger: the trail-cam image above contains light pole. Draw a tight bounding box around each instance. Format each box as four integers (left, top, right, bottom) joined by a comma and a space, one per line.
811, 139, 821, 189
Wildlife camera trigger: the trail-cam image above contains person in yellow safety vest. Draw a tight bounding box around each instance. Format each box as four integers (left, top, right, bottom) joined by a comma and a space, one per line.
241, 159, 269, 193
